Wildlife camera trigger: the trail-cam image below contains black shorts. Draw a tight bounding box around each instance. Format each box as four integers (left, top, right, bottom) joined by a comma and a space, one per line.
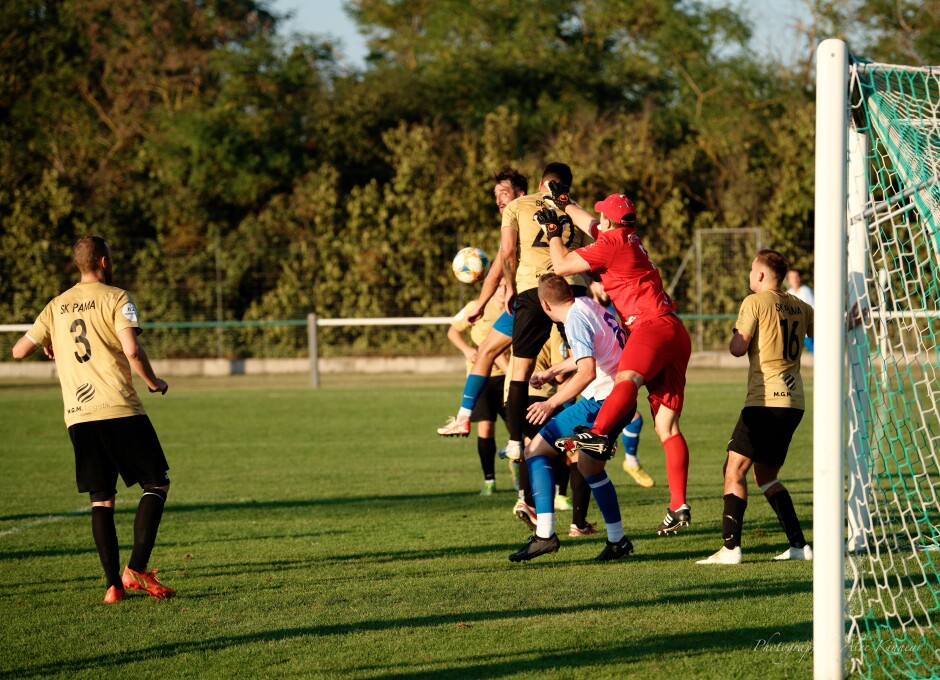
470, 375, 506, 424
524, 395, 563, 441
727, 407, 804, 467
512, 285, 586, 359
68, 415, 169, 497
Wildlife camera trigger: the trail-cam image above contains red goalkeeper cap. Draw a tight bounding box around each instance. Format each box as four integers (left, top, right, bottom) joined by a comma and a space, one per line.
594, 194, 636, 224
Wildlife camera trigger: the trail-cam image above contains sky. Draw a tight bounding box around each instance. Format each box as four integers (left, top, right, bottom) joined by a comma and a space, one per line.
270, 0, 815, 70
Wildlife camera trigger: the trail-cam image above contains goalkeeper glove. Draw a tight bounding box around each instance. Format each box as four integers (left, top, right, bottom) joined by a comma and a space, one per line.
543, 180, 572, 213
534, 208, 567, 241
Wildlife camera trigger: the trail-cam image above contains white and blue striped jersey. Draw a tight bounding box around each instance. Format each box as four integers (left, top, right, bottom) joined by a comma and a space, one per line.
563, 297, 626, 401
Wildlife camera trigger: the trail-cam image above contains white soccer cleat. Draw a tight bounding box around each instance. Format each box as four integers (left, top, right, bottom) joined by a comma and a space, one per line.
498, 441, 522, 461
774, 544, 813, 561
696, 546, 742, 565
437, 416, 471, 437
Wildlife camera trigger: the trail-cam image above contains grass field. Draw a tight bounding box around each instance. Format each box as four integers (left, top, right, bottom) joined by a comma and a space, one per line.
0, 369, 815, 679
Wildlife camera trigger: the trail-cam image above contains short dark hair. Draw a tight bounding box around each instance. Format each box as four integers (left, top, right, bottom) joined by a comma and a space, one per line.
73, 236, 110, 274
541, 162, 572, 187
537, 273, 574, 304
755, 249, 789, 284
494, 166, 528, 195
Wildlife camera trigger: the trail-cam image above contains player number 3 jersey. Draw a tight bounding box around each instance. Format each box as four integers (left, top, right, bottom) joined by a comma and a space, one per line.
735, 290, 814, 409
26, 281, 147, 426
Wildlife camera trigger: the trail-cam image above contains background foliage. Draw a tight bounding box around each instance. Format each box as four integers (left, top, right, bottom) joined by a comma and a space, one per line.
1, 0, 937, 357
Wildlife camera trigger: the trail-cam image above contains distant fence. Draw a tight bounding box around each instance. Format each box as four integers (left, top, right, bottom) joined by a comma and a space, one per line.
1, 313, 741, 387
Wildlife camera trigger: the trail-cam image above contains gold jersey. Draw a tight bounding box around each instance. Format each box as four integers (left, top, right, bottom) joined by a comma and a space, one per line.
735, 290, 814, 409
26, 282, 147, 427
450, 297, 508, 377
501, 192, 593, 293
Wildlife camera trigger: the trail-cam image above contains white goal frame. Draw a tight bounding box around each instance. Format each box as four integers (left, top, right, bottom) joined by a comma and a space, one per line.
813, 38, 848, 680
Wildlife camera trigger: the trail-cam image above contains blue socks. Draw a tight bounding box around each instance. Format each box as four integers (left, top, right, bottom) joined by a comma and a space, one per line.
460, 374, 489, 411
527, 455, 556, 516
585, 471, 624, 542
620, 414, 643, 457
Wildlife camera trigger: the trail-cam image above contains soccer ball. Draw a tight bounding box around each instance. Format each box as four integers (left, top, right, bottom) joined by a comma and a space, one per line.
452, 247, 489, 284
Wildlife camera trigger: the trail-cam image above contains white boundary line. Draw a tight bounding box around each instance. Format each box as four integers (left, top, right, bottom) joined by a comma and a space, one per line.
0, 507, 89, 538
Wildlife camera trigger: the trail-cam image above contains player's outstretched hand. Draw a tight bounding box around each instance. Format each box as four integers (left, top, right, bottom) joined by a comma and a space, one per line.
529, 369, 552, 390
149, 379, 168, 395
526, 399, 555, 425
465, 300, 485, 324
534, 208, 564, 240
543, 180, 571, 213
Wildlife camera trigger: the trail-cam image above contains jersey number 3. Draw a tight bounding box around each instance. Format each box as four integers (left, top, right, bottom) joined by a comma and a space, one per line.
71, 318, 92, 363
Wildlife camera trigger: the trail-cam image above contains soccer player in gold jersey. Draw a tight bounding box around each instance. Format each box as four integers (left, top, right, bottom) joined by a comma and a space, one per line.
697, 249, 814, 564
444, 282, 511, 494
12, 236, 176, 601
498, 163, 593, 461
437, 166, 527, 437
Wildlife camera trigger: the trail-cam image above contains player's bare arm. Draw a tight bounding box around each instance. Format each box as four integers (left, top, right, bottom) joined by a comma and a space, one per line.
526, 356, 597, 426
447, 325, 478, 363
466, 251, 504, 323
729, 329, 751, 357
119, 327, 168, 394
11, 334, 41, 359
530, 355, 577, 390
549, 239, 591, 277
499, 226, 518, 314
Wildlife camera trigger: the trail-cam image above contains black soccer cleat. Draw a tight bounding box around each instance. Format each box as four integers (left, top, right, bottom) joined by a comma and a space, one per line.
595, 535, 634, 561
554, 426, 612, 459
508, 533, 561, 562
656, 504, 692, 535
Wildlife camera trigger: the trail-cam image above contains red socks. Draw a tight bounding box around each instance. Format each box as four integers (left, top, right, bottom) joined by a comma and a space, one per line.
591, 380, 639, 436
663, 433, 689, 510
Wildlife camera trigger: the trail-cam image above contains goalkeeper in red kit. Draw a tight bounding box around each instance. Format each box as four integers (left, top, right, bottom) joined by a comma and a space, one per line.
535, 183, 693, 535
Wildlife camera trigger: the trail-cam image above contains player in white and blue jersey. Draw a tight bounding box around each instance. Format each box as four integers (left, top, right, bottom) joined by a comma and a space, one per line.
590, 280, 655, 488
508, 274, 637, 562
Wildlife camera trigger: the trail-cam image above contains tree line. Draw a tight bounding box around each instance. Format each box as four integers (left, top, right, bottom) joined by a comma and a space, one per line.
1, 0, 937, 357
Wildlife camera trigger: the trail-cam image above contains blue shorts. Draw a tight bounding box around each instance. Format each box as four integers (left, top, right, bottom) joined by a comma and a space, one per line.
539, 397, 637, 452
492, 311, 513, 337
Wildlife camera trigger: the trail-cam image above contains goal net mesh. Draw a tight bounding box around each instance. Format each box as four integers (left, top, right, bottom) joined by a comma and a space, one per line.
845, 59, 940, 677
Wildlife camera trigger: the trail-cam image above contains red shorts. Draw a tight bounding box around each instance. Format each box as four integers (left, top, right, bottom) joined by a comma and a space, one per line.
618, 314, 691, 416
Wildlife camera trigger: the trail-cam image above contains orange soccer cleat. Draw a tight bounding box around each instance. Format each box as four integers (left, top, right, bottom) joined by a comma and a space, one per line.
103, 585, 126, 604
122, 566, 176, 599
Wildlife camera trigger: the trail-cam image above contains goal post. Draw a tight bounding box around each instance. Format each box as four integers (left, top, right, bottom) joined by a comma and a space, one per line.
813, 37, 848, 680
815, 38, 940, 680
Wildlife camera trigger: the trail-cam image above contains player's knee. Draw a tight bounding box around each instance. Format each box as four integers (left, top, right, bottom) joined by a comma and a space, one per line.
759, 479, 783, 496
615, 370, 645, 387
724, 453, 750, 482
576, 455, 604, 477
142, 480, 170, 498
89, 489, 116, 505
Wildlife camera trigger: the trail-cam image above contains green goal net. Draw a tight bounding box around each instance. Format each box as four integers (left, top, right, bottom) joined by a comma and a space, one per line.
844, 58, 940, 678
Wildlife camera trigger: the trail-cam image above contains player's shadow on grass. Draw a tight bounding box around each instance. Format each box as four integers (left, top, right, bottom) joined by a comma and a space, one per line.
353, 620, 813, 678
0, 604, 812, 678
159, 492, 476, 515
